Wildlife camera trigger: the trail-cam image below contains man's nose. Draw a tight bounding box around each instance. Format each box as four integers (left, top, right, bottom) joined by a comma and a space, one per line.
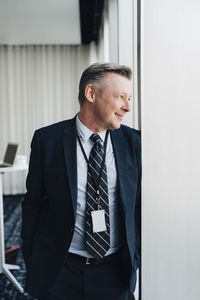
123, 99, 131, 112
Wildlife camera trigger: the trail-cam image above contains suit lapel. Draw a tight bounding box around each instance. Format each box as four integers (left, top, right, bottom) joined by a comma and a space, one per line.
62, 117, 77, 219
110, 129, 129, 211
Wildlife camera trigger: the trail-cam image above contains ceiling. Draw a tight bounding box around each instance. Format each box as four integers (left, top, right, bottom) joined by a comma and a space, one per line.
0, 0, 81, 45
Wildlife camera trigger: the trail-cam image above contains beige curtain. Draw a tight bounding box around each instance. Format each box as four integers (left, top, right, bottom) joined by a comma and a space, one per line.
0, 45, 90, 194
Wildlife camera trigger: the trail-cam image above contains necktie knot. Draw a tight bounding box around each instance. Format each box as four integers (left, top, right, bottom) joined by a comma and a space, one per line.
90, 133, 101, 145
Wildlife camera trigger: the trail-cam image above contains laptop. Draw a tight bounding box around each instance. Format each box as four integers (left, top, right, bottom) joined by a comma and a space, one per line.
0, 143, 18, 168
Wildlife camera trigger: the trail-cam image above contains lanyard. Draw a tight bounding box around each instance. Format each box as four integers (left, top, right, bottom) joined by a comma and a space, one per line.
76, 130, 109, 198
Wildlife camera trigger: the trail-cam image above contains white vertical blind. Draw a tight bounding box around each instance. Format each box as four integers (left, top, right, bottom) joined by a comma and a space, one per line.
0, 45, 90, 194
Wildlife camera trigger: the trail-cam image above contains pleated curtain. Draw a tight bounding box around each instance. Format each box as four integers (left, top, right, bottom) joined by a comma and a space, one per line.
0, 45, 91, 194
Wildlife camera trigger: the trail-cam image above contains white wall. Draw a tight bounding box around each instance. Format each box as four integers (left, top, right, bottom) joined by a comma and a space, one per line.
141, 0, 200, 299
118, 0, 135, 128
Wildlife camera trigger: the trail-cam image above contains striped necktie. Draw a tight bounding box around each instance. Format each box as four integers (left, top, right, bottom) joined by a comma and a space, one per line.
85, 133, 110, 260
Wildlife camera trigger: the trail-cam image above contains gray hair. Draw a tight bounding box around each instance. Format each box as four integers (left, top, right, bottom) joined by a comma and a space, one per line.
78, 62, 132, 106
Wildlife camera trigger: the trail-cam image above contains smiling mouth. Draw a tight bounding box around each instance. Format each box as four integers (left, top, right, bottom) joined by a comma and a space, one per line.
115, 113, 123, 119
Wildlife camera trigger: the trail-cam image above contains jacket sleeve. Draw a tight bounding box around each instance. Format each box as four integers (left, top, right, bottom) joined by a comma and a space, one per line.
134, 131, 141, 270
21, 130, 45, 268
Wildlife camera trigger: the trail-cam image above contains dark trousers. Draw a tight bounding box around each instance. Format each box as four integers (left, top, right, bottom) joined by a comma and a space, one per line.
39, 252, 134, 300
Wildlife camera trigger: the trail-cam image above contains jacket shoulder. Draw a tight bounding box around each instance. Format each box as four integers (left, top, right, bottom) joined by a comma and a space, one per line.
120, 124, 141, 139
119, 124, 141, 157
34, 117, 75, 138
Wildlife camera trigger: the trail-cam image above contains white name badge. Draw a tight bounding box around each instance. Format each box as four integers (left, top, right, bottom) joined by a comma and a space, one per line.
91, 209, 107, 233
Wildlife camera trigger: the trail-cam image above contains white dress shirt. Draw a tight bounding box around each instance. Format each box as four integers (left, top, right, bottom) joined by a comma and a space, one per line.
69, 115, 123, 257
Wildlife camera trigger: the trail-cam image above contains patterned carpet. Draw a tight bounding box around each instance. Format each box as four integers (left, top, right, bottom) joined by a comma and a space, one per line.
0, 195, 37, 300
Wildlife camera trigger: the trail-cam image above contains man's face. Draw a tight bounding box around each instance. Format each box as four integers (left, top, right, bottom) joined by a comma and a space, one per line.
92, 72, 132, 131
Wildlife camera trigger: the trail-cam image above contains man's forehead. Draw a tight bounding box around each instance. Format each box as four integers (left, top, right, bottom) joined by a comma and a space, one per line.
104, 72, 130, 80
101, 72, 131, 86
103, 73, 131, 92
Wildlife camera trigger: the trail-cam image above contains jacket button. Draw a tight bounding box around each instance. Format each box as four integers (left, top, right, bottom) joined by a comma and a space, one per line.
71, 227, 74, 232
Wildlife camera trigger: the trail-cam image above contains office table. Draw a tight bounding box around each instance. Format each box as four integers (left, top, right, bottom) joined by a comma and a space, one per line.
0, 164, 28, 293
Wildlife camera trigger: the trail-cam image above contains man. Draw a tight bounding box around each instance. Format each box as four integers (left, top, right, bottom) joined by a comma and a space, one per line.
21, 63, 141, 300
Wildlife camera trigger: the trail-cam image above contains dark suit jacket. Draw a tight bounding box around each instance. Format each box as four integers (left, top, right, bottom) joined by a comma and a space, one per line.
21, 116, 141, 298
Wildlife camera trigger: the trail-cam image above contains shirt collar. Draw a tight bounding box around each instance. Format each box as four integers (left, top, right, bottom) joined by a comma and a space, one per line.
76, 114, 107, 143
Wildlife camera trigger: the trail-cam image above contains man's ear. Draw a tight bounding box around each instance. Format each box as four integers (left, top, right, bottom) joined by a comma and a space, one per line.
85, 84, 96, 103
